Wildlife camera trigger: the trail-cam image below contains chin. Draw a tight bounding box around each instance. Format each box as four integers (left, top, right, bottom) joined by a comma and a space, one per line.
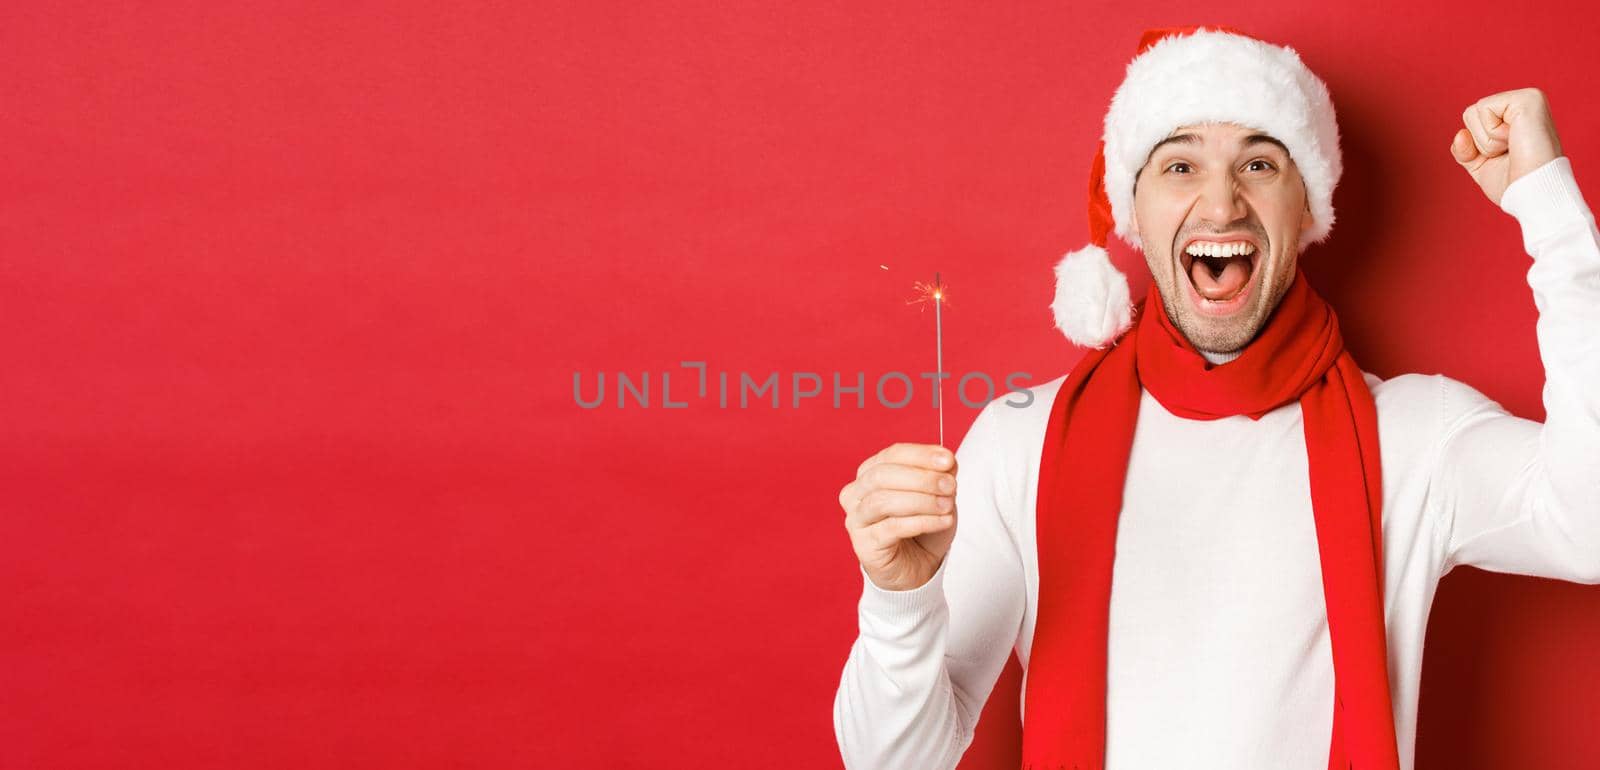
1147, 232, 1292, 352
1166, 257, 1273, 353
1188, 317, 1261, 354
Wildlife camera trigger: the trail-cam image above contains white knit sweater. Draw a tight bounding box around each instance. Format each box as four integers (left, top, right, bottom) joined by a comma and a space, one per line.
833, 156, 1600, 770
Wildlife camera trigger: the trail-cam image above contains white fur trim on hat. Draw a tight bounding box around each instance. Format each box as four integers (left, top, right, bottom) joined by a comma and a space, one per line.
1102, 29, 1342, 253
1051, 244, 1133, 349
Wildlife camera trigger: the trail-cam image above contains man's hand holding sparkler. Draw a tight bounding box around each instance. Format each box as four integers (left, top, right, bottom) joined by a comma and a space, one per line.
840, 443, 959, 592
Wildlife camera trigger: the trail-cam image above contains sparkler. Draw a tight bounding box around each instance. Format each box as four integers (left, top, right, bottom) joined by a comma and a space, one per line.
906, 272, 949, 447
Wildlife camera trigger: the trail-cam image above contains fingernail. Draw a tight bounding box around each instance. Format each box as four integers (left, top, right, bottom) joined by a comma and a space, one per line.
938, 475, 954, 493
938, 497, 953, 511
933, 451, 952, 468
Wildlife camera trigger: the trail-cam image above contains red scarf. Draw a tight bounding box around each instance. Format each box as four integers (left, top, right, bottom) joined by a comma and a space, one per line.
1022, 267, 1401, 770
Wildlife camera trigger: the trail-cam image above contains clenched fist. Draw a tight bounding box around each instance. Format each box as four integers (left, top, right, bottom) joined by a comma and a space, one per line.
840, 442, 958, 592
1451, 87, 1565, 207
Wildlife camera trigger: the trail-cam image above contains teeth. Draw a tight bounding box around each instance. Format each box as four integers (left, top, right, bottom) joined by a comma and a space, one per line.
1183, 241, 1256, 258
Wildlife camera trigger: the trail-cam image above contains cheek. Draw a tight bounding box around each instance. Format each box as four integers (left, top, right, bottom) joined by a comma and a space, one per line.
1134, 197, 1185, 241
1258, 188, 1306, 236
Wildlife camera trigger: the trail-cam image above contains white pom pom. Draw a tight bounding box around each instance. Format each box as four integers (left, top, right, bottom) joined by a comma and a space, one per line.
1050, 244, 1133, 349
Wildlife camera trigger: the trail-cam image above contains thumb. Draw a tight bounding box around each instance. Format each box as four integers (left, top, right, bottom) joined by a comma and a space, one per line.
1450, 128, 1480, 165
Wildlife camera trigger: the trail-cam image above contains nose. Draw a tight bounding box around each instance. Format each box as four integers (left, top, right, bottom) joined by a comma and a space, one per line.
1196, 169, 1249, 226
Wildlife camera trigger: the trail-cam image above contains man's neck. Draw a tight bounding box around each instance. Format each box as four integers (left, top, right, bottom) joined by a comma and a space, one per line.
1198, 348, 1243, 365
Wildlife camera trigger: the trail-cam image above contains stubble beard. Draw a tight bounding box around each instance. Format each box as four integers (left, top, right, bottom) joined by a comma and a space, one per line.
1151, 251, 1277, 355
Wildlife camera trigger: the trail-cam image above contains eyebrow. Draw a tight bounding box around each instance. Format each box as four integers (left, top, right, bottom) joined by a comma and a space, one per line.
1145, 132, 1289, 165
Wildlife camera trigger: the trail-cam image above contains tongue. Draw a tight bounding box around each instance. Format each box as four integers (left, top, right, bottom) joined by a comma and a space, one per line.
1190, 257, 1251, 300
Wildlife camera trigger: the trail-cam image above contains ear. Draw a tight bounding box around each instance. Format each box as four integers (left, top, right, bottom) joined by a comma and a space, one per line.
1299, 198, 1313, 236
1130, 171, 1143, 238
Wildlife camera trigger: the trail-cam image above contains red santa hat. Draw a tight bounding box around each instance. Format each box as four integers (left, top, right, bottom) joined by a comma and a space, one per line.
1052, 25, 1344, 348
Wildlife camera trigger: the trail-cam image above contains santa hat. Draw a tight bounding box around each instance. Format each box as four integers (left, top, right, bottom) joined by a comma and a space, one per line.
1051, 25, 1344, 348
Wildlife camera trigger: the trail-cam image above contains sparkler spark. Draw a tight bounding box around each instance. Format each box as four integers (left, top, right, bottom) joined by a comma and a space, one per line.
906, 276, 951, 308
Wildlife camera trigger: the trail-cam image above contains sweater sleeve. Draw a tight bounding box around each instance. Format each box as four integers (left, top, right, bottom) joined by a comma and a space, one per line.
832, 396, 1028, 769
1429, 155, 1600, 584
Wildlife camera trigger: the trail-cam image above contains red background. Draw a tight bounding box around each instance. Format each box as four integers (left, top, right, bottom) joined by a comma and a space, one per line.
4, 2, 1599, 768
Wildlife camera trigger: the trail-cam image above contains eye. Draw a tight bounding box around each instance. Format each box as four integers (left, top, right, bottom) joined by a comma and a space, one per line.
1246, 159, 1276, 172
1164, 161, 1192, 174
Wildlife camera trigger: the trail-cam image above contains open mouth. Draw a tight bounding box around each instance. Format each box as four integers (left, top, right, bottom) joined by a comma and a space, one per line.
1179, 238, 1259, 310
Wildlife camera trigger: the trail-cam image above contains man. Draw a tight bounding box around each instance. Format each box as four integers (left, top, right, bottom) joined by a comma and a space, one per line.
832, 25, 1599, 770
